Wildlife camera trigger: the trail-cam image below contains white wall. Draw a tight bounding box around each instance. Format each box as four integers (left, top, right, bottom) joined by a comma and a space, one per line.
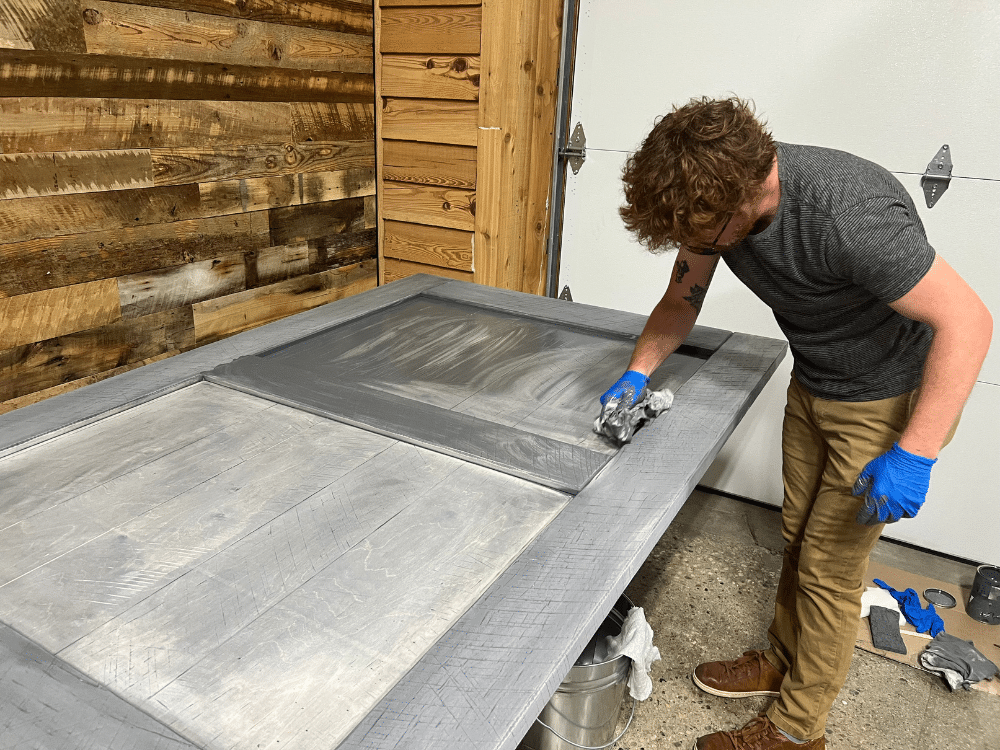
560, 1, 1000, 562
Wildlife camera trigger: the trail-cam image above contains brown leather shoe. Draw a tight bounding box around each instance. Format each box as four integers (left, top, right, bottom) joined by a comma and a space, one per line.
692, 649, 784, 698
694, 715, 825, 749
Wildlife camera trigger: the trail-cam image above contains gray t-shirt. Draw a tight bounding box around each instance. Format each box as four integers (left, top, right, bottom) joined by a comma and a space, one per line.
723, 142, 935, 401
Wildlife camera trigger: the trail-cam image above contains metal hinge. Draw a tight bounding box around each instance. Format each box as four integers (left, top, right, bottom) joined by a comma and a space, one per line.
920, 144, 952, 208
558, 122, 587, 175
558, 285, 573, 301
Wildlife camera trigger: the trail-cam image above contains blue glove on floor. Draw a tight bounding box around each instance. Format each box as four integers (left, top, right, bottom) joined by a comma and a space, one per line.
874, 578, 945, 637
853, 442, 936, 526
600, 370, 649, 408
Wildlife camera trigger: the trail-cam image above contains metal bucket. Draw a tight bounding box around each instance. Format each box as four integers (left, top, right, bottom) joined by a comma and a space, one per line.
518, 595, 634, 750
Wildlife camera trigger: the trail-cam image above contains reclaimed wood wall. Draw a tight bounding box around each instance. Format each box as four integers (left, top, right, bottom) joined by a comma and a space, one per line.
376, 0, 563, 294
0, 0, 377, 413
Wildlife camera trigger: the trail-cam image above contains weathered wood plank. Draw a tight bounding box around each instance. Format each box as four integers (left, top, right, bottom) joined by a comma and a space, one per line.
383, 220, 473, 271
0, 0, 87, 52
118, 253, 246, 319
381, 97, 477, 146
192, 262, 376, 344
0, 150, 153, 200
111, 0, 374, 35
268, 196, 367, 247
0, 97, 294, 153
0, 183, 203, 244
380, 0, 480, 5
310, 227, 377, 272
380, 6, 481, 54
0, 307, 195, 402
382, 181, 476, 231
151, 141, 373, 187
291, 102, 375, 142
0, 212, 268, 297
382, 140, 475, 189
0, 279, 121, 349
82, 1, 373, 74
197, 167, 375, 215
380, 54, 480, 100
253, 242, 310, 287
383, 257, 474, 284
0, 352, 173, 415
0, 50, 374, 102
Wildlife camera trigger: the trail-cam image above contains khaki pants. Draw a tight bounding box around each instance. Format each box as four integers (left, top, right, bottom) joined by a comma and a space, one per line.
764, 376, 957, 740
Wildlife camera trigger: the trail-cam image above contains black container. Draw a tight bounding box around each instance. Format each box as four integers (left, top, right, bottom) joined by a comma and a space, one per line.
966, 565, 1000, 625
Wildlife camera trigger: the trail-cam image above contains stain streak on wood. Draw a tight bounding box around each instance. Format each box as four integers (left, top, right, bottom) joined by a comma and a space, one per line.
0, 0, 87, 52
118, 253, 247, 319
0, 51, 374, 102
0, 150, 154, 200
291, 102, 375, 142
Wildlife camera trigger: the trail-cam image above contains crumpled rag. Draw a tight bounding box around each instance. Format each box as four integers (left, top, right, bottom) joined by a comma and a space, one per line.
919, 632, 999, 691
874, 578, 945, 636
601, 606, 661, 700
594, 389, 674, 446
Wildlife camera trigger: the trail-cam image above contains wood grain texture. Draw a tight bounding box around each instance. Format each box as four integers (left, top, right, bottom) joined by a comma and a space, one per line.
380, 98, 477, 146
253, 242, 310, 286
380, 0, 478, 5
0, 212, 268, 297
0, 0, 87, 52
475, 0, 560, 293
151, 141, 374, 187
82, 1, 373, 75
0, 150, 153, 200
0, 352, 173, 415
375, 0, 385, 285
0, 50, 375, 102
192, 262, 376, 344
380, 6, 481, 54
291, 102, 375, 142
118, 253, 246, 319
111, 0, 374, 35
0, 307, 195, 401
382, 181, 476, 231
268, 196, 367, 247
380, 54, 480, 100
383, 220, 473, 271
197, 168, 375, 215
383, 257, 473, 284
309, 227, 377, 273
0, 279, 121, 349
382, 140, 475, 189
0, 97, 294, 153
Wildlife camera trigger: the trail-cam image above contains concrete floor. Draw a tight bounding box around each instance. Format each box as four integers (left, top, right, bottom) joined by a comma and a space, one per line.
606, 489, 998, 750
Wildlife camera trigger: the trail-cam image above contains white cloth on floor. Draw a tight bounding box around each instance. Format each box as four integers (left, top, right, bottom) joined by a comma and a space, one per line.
860, 586, 905, 625
602, 606, 661, 700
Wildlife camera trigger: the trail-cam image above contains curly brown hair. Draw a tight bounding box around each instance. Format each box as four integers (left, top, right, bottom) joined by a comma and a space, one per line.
620, 96, 776, 253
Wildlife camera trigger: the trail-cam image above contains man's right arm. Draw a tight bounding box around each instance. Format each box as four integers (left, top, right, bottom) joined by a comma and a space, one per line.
627, 248, 722, 377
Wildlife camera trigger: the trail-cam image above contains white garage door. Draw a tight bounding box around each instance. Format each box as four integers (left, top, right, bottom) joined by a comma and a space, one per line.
558, 0, 1000, 562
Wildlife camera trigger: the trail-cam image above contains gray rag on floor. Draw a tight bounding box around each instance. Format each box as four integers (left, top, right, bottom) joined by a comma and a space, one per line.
918, 632, 999, 691
594, 389, 674, 447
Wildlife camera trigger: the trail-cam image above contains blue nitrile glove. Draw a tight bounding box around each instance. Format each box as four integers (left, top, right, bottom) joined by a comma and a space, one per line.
600, 370, 649, 408
875, 579, 945, 637
853, 442, 936, 526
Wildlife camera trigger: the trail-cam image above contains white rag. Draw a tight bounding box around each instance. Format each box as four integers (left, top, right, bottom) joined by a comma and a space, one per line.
602, 606, 661, 700
860, 586, 905, 625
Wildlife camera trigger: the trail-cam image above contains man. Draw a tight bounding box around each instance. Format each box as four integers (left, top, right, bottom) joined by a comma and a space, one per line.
602, 97, 992, 749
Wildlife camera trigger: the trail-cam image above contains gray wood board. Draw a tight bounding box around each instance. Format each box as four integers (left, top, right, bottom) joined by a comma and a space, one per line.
0, 622, 198, 750
205, 355, 609, 493
0, 382, 571, 749
337, 332, 788, 750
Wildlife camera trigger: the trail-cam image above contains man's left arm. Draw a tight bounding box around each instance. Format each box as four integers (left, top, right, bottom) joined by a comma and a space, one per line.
854, 254, 993, 525
890, 254, 992, 459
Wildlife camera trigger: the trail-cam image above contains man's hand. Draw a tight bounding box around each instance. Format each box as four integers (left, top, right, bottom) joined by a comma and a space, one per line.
854, 443, 937, 525
600, 370, 649, 408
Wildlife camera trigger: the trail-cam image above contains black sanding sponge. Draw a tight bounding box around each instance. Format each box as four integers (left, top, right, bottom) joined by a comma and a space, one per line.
869, 605, 907, 654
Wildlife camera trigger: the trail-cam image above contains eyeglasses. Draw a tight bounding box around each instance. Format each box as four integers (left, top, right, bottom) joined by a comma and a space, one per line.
684, 212, 734, 255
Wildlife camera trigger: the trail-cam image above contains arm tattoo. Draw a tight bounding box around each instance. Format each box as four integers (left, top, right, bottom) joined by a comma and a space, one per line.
684, 283, 708, 313
673, 259, 690, 284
